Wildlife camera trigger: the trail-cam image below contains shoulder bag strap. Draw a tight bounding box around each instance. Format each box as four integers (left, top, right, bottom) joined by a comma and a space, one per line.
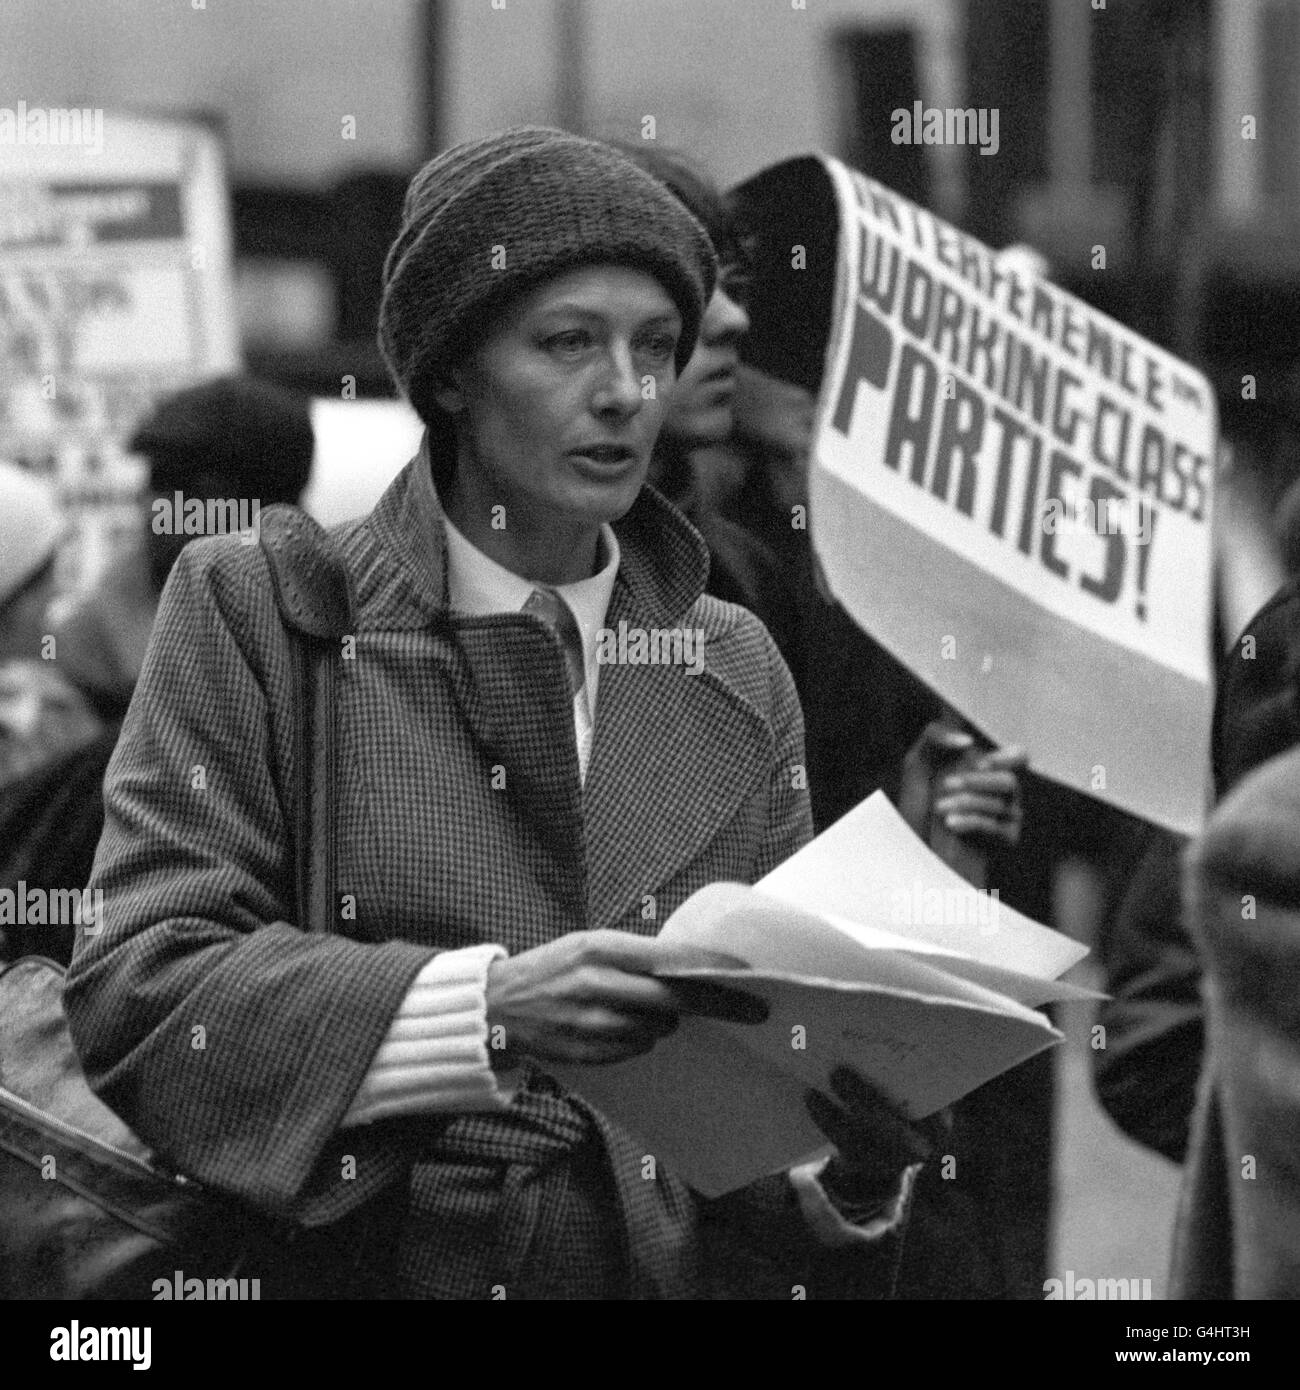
256, 505, 355, 936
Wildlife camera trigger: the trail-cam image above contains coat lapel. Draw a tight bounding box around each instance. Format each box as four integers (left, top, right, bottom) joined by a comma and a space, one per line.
451, 613, 587, 881
356, 442, 775, 932
582, 491, 775, 932
582, 593, 774, 932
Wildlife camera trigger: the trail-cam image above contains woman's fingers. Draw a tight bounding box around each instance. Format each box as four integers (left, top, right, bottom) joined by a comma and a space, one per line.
934, 792, 1018, 820
936, 760, 1023, 845
666, 977, 769, 1024
910, 723, 975, 769
804, 1081, 928, 1186
940, 769, 1019, 797
940, 812, 1022, 845
824, 1065, 933, 1161
974, 745, 1028, 772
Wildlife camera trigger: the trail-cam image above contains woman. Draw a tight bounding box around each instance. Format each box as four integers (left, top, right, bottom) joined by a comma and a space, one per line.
67, 128, 934, 1300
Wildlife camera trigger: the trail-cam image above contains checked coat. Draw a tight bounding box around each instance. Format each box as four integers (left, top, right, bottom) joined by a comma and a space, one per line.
65, 442, 906, 1299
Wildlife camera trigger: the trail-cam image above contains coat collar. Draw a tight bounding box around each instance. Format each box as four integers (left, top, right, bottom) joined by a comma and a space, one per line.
357, 433, 711, 630
349, 433, 772, 933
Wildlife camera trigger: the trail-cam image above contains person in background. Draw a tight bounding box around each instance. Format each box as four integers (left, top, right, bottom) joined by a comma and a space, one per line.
623, 147, 1044, 1298
55, 375, 315, 719
623, 144, 1025, 857
0, 461, 63, 663
0, 461, 99, 792
0, 460, 103, 962
1095, 407, 1300, 1166
1173, 628, 1300, 1297
616, 145, 800, 667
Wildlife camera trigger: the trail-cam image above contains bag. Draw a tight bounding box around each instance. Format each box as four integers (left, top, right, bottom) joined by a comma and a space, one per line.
0, 728, 118, 966
0, 506, 355, 1299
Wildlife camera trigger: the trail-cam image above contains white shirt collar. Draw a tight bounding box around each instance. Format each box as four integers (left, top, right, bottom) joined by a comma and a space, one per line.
441, 511, 621, 710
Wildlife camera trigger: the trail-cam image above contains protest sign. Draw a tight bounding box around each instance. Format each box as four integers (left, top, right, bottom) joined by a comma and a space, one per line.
0, 112, 239, 590
734, 156, 1216, 835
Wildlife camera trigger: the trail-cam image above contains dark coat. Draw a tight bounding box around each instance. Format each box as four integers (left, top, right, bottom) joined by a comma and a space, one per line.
64, 446, 903, 1299
1093, 826, 1201, 1164
1173, 742, 1300, 1298
1167, 578, 1300, 1297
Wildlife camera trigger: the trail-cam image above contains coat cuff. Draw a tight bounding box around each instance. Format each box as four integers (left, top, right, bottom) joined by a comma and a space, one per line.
342, 943, 519, 1125
789, 1157, 922, 1247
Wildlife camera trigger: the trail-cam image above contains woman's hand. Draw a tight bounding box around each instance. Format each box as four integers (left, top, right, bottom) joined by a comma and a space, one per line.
900, 721, 1026, 851
805, 1066, 949, 1208
484, 929, 767, 1068
933, 743, 1026, 849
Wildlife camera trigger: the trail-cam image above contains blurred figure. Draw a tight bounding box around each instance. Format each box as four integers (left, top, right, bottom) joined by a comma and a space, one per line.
55, 375, 314, 718
1094, 407, 1300, 1165
616, 146, 802, 662
715, 349, 1060, 1301
1175, 738, 1300, 1298
628, 146, 1025, 858
2, 379, 311, 963
0, 461, 99, 792
629, 148, 1041, 1299
0, 459, 63, 664
0, 461, 103, 962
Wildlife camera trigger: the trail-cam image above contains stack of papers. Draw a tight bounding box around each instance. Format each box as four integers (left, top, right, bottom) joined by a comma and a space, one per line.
554, 792, 1094, 1196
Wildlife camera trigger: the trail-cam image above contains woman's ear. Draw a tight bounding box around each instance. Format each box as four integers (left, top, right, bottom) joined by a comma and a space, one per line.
430, 366, 466, 417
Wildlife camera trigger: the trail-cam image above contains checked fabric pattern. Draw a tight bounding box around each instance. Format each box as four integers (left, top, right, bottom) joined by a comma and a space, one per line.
65, 439, 904, 1299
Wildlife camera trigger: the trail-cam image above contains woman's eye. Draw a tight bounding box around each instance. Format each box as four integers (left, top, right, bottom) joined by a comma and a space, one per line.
637, 333, 677, 363
545, 330, 591, 355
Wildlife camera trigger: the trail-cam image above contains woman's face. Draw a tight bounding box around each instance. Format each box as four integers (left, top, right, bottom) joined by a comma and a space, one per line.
661, 281, 751, 451
438, 264, 682, 534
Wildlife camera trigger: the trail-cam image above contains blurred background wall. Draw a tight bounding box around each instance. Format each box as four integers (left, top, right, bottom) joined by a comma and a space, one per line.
8, 0, 1300, 442
3, 0, 426, 182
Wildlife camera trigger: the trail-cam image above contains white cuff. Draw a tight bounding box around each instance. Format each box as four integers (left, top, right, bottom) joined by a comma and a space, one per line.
789, 1158, 922, 1248
342, 943, 519, 1126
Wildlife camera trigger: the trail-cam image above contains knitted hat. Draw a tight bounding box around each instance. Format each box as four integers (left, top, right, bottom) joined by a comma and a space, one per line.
378, 127, 717, 420
0, 461, 61, 610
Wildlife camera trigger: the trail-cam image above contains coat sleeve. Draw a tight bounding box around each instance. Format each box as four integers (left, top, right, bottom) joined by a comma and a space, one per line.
750, 619, 815, 879
63, 538, 439, 1221
1092, 827, 1203, 1164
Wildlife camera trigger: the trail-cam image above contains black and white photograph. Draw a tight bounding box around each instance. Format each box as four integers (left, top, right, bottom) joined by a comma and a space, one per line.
0, 0, 1290, 1354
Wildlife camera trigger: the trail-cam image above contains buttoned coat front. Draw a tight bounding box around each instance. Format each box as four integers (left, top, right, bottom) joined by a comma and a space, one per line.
64, 445, 903, 1299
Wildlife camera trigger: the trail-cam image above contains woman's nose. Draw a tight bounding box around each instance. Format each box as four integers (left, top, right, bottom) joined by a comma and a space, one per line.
703, 287, 750, 344
592, 344, 644, 415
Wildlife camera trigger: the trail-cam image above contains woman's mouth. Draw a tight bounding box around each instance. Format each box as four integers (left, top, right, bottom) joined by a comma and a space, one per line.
698, 360, 738, 397
569, 444, 638, 467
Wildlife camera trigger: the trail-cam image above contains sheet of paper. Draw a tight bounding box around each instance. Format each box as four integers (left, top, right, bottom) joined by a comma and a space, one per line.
553, 1017, 833, 1199
555, 792, 1089, 1196
757, 791, 1089, 978
556, 971, 1059, 1197
660, 881, 1098, 1008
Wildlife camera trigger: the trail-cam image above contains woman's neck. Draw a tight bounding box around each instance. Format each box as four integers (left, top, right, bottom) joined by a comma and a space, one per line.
441, 479, 602, 586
